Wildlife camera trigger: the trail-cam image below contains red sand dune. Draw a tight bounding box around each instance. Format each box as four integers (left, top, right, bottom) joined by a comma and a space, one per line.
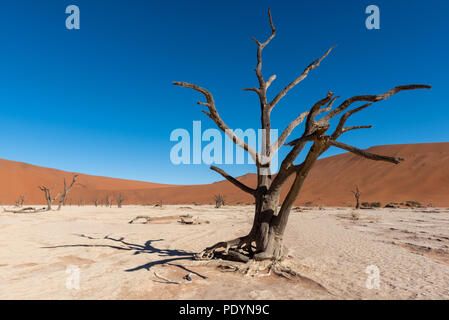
1, 142, 448, 207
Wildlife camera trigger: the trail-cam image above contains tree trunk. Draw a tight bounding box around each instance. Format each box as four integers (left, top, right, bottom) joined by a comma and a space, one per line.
249, 143, 326, 261
246, 173, 285, 261
46, 196, 52, 211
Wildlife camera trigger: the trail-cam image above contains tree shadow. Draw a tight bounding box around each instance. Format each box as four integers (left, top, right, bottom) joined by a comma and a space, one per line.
42, 234, 205, 277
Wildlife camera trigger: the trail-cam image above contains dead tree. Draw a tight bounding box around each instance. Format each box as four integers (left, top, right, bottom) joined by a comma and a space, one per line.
57, 175, 78, 211
3, 206, 47, 214
15, 195, 26, 207
94, 199, 98, 207
154, 200, 163, 207
104, 195, 112, 207
351, 186, 361, 209
38, 186, 60, 211
214, 194, 225, 208
174, 9, 430, 264
117, 193, 125, 208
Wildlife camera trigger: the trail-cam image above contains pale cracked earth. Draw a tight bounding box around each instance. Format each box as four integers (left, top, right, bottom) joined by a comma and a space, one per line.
1, 205, 448, 299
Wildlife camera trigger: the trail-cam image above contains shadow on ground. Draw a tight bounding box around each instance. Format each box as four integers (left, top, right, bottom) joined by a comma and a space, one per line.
42, 234, 204, 277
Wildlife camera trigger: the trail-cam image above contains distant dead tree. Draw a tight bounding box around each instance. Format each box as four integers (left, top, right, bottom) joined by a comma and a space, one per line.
351, 186, 361, 209
214, 194, 225, 208
57, 175, 79, 211
104, 195, 111, 207
94, 199, 98, 207
174, 8, 430, 268
104, 195, 113, 208
154, 200, 163, 207
117, 193, 125, 208
38, 186, 60, 211
15, 195, 26, 207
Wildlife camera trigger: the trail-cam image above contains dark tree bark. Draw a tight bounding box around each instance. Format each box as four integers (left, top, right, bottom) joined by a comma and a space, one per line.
352, 186, 361, 209
174, 9, 430, 262
214, 194, 225, 208
15, 195, 26, 207
117, 193, 124, 208
57, 175, 78, 211
38, 186, 60, 211
105, 195, 112, 207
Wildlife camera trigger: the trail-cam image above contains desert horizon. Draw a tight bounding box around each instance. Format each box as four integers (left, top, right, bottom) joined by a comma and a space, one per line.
2, 141, 449, 208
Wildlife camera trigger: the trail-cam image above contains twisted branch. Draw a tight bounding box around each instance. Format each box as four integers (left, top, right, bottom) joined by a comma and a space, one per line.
173, 81, 259, 162
322, 85, 431, 122
269, 46, 335, 111
328, 140, 404, 164
210, 166, 256, 196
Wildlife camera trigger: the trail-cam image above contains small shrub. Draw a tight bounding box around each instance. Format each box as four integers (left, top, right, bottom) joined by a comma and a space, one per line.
362, 202, 381, 208
405, 200, 421, 208
385, 202, 399, 208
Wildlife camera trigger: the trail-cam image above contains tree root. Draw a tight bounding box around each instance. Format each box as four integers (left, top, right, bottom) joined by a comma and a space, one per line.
183, 258, 333, 294
191, 236, 333, 294
195, 236, 255, 261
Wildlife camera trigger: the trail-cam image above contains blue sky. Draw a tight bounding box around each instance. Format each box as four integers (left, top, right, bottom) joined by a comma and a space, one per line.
0, 0, 447, 184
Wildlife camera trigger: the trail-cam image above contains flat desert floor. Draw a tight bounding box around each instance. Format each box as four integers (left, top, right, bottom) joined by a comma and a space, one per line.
1, 205, 449, 299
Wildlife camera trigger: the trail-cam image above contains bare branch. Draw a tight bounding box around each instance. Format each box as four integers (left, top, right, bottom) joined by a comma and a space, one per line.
271, 93, 338, 155
342, 125, 372, 133
173, 81, 259, 162
317, 95, 339, 115
330, 103, 372, 139
57, 175, 79, 210
271, 111, 309, 153
269, 46, 335, 110
241, 87, 261, 98
266, 75, 276, 88
305, 92, 334, 132
37, 185, 56, 211
322, 85, 431, 122
252, 8, 276, 91
328, 140, 404, 164
210, 166, 256, 196
268, 93, 334, 192
284, 132, 317, 146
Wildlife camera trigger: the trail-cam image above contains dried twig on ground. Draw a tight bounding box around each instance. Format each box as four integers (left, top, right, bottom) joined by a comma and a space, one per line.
153, 271, 193, 285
